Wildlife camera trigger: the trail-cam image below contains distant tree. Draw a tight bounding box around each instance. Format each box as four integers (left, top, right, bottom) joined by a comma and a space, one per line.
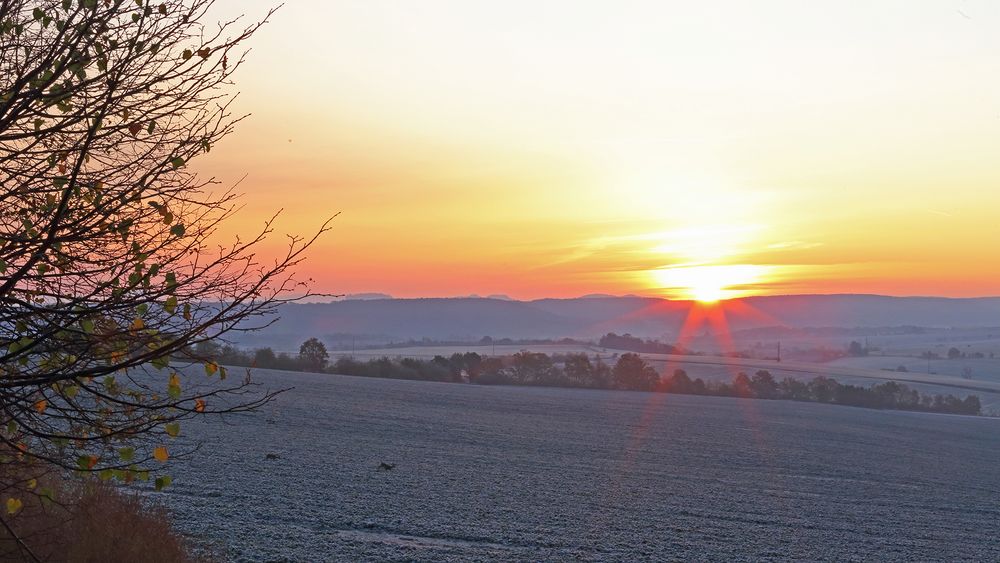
961, 395, 982, 415
732, 372, 754, 398
254, 347, 278, 369
591, 356, 613, 389
563, 353, 594, 387
664, 369, 693, 394
474, 356, 510, 385
947, 347, 962, 360
275, 351, 298, 371
750, 370, 778, 399
509, 351, 560, 385
808, 376, 839, 403
778, 377, 809, 401
299, 338, 329, 372
598, 332, 677, 354
612, 353, 659, 391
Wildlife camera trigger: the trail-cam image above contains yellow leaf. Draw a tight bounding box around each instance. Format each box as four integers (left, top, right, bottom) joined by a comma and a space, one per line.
204, 361, 217, 376
5, 498, 22, 515
168, 373, 180, 387
131, 317, 144, 331
33, 399, 46, 414
26, 479, 37, 490
153, 446, 168, 462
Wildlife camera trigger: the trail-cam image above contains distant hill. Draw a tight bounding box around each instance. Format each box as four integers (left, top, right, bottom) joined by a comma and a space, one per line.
340, 293, 393, 301
228, 294, 1000, 349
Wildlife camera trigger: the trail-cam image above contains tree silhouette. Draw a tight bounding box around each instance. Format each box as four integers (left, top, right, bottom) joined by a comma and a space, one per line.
750, 370, 778, 399
298, 338, 329, 372
0, 0, 329, 548
612, 353, 659, 391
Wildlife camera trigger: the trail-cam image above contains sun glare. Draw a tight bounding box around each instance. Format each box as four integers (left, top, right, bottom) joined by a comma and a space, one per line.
650, 264, 769, 302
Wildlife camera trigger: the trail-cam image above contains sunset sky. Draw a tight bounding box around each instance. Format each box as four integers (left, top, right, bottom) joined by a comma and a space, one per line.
196, 0, 1000, 300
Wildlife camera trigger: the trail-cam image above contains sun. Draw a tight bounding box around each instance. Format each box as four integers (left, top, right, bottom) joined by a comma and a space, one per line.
689, 282, 725, 304
650, 264, 769, 302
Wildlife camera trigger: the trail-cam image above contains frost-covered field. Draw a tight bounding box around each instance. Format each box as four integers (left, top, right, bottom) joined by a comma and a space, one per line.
162, 370, 1000, 562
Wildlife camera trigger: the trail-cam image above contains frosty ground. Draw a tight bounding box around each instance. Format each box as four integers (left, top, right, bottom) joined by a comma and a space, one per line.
161, 369, 1000, 562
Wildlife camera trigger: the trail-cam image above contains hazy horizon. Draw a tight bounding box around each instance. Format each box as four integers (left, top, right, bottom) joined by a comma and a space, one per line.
321, 290, 1000, 302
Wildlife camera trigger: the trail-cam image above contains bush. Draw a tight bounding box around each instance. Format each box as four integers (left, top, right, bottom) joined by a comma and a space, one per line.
0, 476, 211, 562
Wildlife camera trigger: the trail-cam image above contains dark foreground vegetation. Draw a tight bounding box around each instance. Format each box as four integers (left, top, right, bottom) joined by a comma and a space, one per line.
212, 341, 983, 416
0, 472, 206, 562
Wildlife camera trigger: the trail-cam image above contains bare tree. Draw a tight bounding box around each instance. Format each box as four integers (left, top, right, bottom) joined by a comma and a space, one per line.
0, 0, 329, 549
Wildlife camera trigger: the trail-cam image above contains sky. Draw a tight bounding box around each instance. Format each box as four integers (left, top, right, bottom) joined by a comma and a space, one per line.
194, 0, 1000, 300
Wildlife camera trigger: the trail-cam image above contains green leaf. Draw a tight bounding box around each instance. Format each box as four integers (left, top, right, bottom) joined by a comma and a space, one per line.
169, 224, 185, 237
38, 487, 55, 506
118, 447, 135, 462
154, 475, 172, 491
170, 157, 184, 168
64, 385, 79, 399
151, 355, 170, 370
163, 295, 177, 314
182, 49, 192, 60
33, 7, 44, 20
80, 319, 94, 334
165, 422, 180, 437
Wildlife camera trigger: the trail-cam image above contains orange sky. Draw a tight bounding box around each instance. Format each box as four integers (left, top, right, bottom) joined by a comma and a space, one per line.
194, 0, 1000, 300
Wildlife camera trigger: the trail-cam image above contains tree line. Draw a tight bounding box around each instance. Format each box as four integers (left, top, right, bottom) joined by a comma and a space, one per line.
214, 339, 983, 416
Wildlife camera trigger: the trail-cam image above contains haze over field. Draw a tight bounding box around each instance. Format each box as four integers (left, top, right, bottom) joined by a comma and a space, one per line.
234, 294, 1000, 345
